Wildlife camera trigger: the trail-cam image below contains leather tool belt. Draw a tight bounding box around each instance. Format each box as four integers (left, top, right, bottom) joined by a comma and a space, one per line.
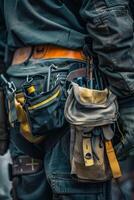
12, 44, 86, 65
9, 155, 43, 180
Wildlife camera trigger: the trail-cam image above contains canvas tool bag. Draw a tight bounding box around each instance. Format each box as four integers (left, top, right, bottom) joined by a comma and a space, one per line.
64, 82, 122, 182
6, 61, 68, 144
14, 83, 65, 144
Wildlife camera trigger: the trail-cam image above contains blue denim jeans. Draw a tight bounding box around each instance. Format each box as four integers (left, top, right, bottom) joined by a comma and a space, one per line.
10, 128, 111, 200
9, 59, 111, 200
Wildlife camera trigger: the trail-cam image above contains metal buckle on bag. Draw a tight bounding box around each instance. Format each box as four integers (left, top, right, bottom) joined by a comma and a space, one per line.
0, 74, 16, 94
47, 64, 58, 92
0, 75, 18, 125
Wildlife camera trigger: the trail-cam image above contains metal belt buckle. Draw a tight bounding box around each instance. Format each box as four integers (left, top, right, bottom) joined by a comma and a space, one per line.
0, 74, 16, 94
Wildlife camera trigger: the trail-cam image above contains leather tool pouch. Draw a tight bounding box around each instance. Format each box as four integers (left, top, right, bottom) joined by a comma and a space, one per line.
0, 87, 9, 155
7, 63, 67, 143
64, 82, 121, 182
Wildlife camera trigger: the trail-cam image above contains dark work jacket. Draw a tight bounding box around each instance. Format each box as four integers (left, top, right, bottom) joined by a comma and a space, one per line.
0, 0, 134, 97
130, 0, 134, 18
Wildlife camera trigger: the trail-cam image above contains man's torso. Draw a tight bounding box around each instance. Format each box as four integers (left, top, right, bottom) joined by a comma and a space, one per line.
3, 0, 88, 50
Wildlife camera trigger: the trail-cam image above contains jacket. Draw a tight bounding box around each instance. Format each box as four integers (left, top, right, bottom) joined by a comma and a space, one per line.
0, 0, 134, 97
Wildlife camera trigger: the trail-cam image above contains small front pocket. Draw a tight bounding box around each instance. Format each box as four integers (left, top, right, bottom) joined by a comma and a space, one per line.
25, 84, 66, 136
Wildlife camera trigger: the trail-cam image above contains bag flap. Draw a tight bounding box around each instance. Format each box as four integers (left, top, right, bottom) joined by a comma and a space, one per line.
64, 83, 118, 126
72, 82, 115, 108
74, 83, 108, 104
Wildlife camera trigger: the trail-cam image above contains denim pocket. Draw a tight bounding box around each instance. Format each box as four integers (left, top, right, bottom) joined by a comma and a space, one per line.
49, 173, 109, 200
50, 173, 104, 194
15, 169, 48, 200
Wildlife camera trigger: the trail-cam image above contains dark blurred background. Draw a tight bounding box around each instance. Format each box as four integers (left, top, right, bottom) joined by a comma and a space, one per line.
0, 152, 11, 200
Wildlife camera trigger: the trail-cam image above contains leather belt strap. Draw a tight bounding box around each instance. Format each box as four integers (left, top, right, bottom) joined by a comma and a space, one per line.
12, 45, 86, 65
102, 126, 122, 179
66, 68, 87, 82
10, 156, 43, 177
15, 92, 45, 144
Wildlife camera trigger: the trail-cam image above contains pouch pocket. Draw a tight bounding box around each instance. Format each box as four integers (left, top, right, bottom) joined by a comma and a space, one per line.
24, 84, 66, 136
70, 127, 112, 182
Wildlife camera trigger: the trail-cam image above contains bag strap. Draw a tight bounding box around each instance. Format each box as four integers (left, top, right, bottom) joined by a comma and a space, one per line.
103, 126, 122, 178
83, 137, 94, 167
66, 68, 87, 82
15, 92, 45, 144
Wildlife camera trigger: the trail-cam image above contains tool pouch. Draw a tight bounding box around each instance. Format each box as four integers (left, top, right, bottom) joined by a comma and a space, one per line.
0, 87, 9, 155
14, 83, 66, 143
7, 62, 67, 143
64, 82, 121, 182
25, 84, 64, 135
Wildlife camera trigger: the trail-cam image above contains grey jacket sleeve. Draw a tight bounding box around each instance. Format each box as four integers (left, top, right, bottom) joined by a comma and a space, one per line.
80, 0, 134, 98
